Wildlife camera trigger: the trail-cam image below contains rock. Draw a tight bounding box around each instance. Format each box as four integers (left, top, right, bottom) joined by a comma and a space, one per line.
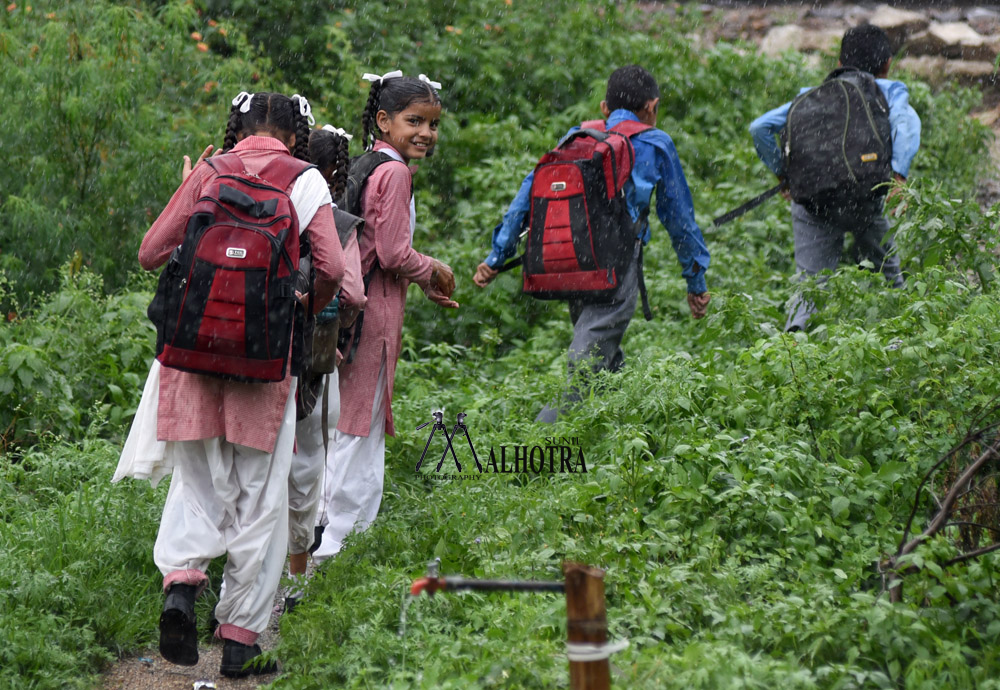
869, 5, 930, 52
759, 24, 841, 58
905, 22, 1000, 63
930, 8, 964, 23
898, 55, 998, 88
968, 8, 1000, 36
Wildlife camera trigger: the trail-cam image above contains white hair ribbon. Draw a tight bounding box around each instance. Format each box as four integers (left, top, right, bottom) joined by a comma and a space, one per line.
232, 91, 253, 113
418, 74, 442, 90
321, 124, 354, 141
362, 70, 403, 84
292, 94, 316, 127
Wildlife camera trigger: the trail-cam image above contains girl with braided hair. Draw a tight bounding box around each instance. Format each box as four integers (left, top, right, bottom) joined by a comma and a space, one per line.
312, 72, 457, 563
282, 124, 366, 612
119, 91, 346, 677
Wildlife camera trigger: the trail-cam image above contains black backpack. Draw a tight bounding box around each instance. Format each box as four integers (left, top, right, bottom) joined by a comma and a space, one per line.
333, 151, 412, 363
782, 67, 893, 210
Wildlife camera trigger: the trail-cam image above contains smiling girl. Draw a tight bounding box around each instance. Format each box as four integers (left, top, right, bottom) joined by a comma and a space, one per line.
312, 72, 457, 562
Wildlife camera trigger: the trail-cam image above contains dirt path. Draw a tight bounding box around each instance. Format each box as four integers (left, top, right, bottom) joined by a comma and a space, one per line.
101, 598, 284, 690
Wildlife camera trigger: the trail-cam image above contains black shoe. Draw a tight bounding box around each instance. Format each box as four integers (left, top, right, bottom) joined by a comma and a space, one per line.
220, 639, 279, 678
284, 596, 298, 614
159, 584, 198, 666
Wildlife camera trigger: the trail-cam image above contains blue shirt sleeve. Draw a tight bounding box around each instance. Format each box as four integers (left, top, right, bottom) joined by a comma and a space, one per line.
877, 79, 921, 178
749, 100, 792, 178
484, 125, 581, 269
650, 134, 710, 294
484, 171, 533, 269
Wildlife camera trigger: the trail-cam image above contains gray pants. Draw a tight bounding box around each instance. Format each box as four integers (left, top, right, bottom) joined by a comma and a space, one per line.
536, 245, 640, 423
785, 201, 904, 331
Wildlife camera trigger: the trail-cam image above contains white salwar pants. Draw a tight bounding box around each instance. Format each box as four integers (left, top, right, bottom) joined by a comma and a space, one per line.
313, 358, 387, 563
288, 371, 340, 555
153, 385, 296, 640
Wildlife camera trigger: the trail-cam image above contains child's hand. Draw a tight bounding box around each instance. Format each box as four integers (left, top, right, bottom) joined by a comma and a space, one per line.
182, 145, 215, 182
429, 259, 456, 297
473, 262, 498, 288
687, 292, 711, 319
424, 285, 459, 309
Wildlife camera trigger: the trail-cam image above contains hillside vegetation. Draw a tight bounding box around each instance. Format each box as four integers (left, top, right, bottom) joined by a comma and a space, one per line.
2, 1, 999, 688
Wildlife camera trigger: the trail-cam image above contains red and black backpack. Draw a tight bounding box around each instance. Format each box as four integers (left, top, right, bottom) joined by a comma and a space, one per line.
503, 119, 653, 315
148, 152, 314, 383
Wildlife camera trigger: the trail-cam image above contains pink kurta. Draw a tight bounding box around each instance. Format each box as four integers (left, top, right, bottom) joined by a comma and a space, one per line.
139, 136, 346, 453
336, 141, 434, 438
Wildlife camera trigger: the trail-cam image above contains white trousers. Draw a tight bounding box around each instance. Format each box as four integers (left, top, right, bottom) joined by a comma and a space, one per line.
289, 371, 340, 555
313, 358, 387, 563
153, 385, 296, 635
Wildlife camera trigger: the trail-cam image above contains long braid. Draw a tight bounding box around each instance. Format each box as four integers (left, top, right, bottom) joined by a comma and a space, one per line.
222, 104, 242, 152
291, 95, 312, 162
331, 134, 349, 200
361, 81, 382, 152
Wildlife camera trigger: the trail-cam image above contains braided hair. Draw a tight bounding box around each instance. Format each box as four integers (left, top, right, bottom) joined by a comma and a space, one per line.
308, 128, 350, 200
360, 75, 441, 151
222, 92, 311, 160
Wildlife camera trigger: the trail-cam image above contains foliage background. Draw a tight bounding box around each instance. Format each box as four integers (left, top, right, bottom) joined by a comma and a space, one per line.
2, 0, 999, 688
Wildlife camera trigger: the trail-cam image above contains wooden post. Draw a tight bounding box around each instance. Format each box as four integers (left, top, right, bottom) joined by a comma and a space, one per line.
564, 561, 610, 690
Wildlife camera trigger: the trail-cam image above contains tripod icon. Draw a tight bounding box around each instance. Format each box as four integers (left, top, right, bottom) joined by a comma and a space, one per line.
415, 411, 482, 473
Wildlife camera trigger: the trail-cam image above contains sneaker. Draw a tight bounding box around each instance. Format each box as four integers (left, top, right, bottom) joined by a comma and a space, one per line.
220, 639, 279, 678
159, 584, 198, 666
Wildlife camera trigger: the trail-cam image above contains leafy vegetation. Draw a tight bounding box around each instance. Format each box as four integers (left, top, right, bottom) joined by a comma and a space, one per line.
2, 0, 1000, 688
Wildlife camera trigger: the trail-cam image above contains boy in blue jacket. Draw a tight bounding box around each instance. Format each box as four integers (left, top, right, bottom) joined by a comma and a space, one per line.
474, 65, 711, 422
749, 24, 921, 331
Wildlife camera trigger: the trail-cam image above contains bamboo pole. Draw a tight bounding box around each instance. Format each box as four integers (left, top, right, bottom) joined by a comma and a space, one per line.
564, 561, 610, 690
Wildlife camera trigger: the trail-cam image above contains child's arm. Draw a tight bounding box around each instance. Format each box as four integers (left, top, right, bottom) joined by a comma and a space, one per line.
474, 171, 533, 287
368, 162, 456, 303
653, 137, 711, 301
139, 163, 215, 270
306, 204, 346, 312
338, 231, 367, 327
881, 80, 921, 180
748, 101, 793, 179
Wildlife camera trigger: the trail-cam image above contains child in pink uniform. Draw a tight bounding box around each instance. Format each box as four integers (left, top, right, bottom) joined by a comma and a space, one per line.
313, 72, 457, 562
121, 91, 345, 677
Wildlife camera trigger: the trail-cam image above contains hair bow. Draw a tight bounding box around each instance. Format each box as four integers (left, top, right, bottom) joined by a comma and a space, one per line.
418, 74, 442, 90
291, 94, 316, 126
232, 91, 253, 114
362, 70, 403, 83
321, 124, 354, 141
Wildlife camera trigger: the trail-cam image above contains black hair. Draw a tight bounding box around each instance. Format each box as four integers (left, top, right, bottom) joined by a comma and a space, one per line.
361, 76, 441, 152
308, 128, 350, 200
222, 92, 311, 162
605, 65, 660, 114
840, 24, 893, 76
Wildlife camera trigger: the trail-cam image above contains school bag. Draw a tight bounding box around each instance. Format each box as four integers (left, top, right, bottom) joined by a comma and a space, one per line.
781, 67, 893, 209
295, 208, 365, 421
502, 119, 654, 319
334, 151, 411, 363
148, 152, 313, 383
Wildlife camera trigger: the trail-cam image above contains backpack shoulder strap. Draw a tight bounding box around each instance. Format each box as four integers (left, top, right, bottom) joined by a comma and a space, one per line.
609, 120, 653, 138
342, 150, 408, 213
257, 156, 316, 194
